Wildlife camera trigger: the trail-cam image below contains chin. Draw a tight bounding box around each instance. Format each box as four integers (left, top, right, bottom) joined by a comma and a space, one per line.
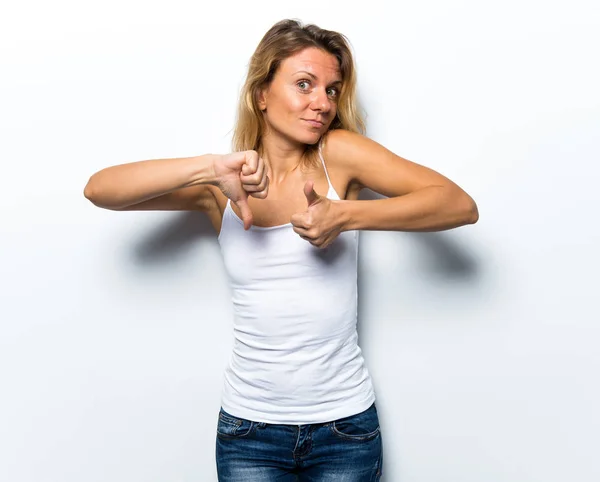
273, 125, 323, 146
297, 129, 323, 145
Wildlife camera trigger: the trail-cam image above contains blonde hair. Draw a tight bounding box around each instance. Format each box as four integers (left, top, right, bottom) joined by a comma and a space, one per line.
232, 19, 365, 166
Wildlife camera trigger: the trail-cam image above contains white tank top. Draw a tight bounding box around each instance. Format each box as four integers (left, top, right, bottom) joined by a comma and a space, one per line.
217, 140, 376, 424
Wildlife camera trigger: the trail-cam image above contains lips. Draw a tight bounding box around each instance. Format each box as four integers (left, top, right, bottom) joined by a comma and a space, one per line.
303, 119, 324, 128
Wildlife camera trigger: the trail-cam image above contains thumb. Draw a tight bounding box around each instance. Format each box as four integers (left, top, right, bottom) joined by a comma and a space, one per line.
234, 197, 253, 230
304, 180, 320, 206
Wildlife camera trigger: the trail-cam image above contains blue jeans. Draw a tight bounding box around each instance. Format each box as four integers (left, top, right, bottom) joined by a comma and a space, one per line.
215, 402, 383, 481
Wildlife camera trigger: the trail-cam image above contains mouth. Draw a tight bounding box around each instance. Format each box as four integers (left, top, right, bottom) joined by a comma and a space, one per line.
303, 119, 325, 128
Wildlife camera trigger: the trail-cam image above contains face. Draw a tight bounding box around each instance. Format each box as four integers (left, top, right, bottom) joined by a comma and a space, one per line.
258, 47, 342, 146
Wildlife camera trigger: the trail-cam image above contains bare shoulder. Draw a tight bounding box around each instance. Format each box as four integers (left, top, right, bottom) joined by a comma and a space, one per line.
322, 128, 386, 176
322, 128, 457, 198
322, 128, 364, 155
321, 129, 376, 198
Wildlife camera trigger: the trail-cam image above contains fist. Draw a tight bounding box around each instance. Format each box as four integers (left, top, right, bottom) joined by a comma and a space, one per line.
213, 150, 269, 229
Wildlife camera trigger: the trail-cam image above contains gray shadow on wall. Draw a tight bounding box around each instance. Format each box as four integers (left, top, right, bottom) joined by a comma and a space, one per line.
355, 188, 483, 329
407, 231, 480, 279
130, 211, 216, 265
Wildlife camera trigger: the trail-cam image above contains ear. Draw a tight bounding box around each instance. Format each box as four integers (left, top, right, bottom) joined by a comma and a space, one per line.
257, 86, 268, 111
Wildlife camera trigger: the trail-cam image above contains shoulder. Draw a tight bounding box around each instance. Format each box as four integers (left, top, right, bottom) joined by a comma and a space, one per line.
318, 129, 364, 198
321, 129, 384, 189
321, 128, 362, 158
321, 129, 384, 167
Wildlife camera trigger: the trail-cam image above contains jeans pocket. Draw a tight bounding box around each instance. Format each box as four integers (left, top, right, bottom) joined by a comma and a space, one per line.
216, 408, 255, 438
330, 403, 380, 441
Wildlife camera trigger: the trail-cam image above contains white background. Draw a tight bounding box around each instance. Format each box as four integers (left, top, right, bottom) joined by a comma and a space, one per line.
1, 1, 599, 481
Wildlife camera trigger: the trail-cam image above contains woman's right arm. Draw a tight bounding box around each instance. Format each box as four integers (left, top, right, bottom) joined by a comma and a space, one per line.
83, 151, 268, 228
83, 154, 219, 211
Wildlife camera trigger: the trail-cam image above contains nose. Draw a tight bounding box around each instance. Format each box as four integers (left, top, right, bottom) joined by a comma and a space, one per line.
310, 89, 332, 113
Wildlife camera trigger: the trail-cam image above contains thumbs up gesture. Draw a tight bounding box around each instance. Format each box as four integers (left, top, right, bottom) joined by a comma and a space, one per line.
290, 180, 343, 248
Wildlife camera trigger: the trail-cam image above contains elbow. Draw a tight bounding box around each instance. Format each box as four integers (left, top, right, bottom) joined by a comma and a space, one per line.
83, 177, 96, 203
83, 175, 119, 210
83, 175, 103, 206
462, 194, 479, 225
468, 201, 479, 224
83, 181, 95, 203
447, 186, 478, 226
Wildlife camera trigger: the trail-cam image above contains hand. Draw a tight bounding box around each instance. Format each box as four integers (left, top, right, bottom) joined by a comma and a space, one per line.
290, 181, 343, 248
213, 150, 269, 230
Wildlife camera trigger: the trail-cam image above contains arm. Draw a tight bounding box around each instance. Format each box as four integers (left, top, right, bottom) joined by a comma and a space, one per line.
326, 130, 479, 232
83, 151, 269, 228
83, 154, 219, 211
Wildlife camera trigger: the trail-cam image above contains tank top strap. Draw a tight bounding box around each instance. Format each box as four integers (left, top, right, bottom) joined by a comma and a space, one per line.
318, 136, 339, 200
318, 137, 333, 190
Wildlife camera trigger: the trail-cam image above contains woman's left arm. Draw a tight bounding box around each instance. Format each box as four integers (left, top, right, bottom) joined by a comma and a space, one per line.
327, 130, 479, 232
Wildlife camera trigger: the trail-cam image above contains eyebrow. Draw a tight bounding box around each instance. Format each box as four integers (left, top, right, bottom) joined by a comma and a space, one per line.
293, 70, 342, 85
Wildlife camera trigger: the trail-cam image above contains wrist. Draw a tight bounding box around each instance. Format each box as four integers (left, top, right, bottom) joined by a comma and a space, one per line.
192, 154, 221, 186
335, 199, 355, 232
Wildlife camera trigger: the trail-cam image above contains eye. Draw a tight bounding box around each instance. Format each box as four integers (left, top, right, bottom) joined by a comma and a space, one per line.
297, 80, 311, 91
327, 87, 339, 98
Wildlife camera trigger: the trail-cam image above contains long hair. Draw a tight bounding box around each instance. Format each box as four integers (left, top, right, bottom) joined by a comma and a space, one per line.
232, 19, 365, 166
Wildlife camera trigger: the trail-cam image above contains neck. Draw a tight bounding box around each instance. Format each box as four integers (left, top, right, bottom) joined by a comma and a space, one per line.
259, 132, 308, 183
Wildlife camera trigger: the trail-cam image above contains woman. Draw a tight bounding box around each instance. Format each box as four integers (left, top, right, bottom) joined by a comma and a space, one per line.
84, 18, 478, 482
